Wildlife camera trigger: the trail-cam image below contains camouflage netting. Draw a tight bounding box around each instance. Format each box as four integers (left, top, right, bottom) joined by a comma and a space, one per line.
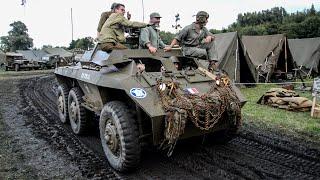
157, 79, 241, 156
257, 88, 313, 111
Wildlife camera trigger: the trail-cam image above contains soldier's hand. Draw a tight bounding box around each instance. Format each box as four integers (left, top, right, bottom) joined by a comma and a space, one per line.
127, 11, 131, 20
204, 36, 213, 44
164, 46, 172, 52
137, 63, 145, 72
148, 46, 157, 54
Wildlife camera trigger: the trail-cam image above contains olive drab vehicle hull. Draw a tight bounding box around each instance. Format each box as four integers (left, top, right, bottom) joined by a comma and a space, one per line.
2, 52, 41, 71
55, 48, 246, 172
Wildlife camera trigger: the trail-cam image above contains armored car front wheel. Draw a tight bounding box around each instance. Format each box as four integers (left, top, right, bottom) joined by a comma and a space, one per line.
68, 87, 89, 135
99, 101, 140, 172
57, 84, 69, 123
208, 112, 242, 144
14, 64, 20, 71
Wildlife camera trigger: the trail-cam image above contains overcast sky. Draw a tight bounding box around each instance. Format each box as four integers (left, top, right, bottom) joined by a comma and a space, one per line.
0, 0, 319, 48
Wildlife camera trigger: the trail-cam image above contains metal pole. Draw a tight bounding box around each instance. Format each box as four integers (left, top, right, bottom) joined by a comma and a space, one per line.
235, 38, 239, 82
285, 36, 288, 73
71, 8, 74, 42
141, 0, 145, 22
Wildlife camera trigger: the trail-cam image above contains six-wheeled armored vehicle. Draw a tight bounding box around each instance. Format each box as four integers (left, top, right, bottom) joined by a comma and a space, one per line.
55, 45, 246, 172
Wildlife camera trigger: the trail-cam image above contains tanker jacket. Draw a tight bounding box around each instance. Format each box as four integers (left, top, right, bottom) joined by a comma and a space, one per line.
98, 13, 147, 44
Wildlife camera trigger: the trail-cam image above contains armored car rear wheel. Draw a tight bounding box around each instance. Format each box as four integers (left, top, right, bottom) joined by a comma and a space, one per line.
57, 84, 69, 123
68, 87, 89, 135
99, 101, 141, 172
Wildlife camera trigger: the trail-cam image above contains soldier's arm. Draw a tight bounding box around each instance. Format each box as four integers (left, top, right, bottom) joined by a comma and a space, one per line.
164, 39, 179, 52
159, 39, 166, 49
139, 28, 150, 48
120, 16, 147, 28
174, 26, 189, 43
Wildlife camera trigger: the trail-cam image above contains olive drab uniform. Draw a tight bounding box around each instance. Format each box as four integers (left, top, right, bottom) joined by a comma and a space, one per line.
98, 13, 148, 51
175, 22, 218, 61
97, 11, 113, 33
139, 25, 166, 49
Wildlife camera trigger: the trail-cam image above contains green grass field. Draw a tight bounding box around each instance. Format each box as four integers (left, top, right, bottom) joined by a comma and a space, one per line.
241, 84, 320, 142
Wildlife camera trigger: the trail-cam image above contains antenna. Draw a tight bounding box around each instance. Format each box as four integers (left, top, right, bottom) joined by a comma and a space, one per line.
21, 0, 26, 15
172, 13, 182, 33
71, 8, 74, 42
141, 0, 145, 22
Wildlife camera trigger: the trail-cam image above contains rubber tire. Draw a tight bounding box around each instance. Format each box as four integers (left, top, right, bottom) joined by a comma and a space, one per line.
14, 64, 19, 71
99, 101, 141, 172
41, 64, 47, 70
208, 113, 242, 144
68, 87, 89, 135
57, 84, 70, 123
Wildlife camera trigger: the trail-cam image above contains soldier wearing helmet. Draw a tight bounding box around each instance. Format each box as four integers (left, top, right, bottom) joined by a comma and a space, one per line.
165, 11, 218, 69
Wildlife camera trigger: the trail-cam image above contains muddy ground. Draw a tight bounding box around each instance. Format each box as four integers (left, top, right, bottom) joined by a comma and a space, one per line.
0, 71, 320, 179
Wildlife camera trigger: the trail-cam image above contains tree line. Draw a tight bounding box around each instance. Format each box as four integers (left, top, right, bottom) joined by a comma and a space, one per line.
220, 4, 320, 38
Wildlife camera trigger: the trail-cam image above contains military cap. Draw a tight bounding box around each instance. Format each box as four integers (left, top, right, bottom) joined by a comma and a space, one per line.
111, 2, 118, 10
196, 11, 209, 18
150, 12, 162, 19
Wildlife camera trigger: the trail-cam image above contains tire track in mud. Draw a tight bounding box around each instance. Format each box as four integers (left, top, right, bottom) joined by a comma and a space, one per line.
20, 75, 121, 179
20, 74, 320, 179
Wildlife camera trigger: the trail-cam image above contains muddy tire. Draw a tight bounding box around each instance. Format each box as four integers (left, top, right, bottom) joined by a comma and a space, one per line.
99, 101, 140, 172
41, 64, 47, 70
208, 113, 242, 144
57, 84, 70, 123
68, 87, 89, 135
14, 64, 20, 71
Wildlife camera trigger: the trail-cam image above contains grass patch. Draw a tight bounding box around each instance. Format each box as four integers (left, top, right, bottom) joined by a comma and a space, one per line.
241, 84, 320, 142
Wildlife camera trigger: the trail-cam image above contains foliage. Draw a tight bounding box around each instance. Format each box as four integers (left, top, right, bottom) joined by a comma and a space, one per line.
160, 31, 175, 45
0, 21, 33, 52
214, 4, 320, 39
68, 37, 94, 50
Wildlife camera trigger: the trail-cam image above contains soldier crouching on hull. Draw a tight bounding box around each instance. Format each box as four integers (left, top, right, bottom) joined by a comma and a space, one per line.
139, 12, 167, 54
164, 11, 218, 71
97, 4, 147, 52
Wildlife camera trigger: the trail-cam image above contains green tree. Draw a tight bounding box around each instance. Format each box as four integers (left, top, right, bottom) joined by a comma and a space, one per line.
0, 21, 33, 52
42, 45, 53, 49
160, 31, 175, 45
68, 37, 94, 50
227, 5, 319, 39
300, 16, 320, 38
209, 29, 222, 34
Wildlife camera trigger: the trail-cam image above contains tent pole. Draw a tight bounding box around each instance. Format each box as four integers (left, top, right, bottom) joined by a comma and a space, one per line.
235, 38, 239, 82
285, 37, 288, 73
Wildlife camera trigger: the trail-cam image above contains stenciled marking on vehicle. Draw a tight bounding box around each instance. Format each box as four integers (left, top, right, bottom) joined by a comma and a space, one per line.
130, 88, 147, 99
80, 73, 90, 80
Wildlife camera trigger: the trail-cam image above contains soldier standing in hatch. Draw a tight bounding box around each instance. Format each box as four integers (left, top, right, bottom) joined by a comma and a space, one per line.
164, 11, 218, 70
98, 3, 148, 52
139, 12, 167, 54
96, 2, 132, 38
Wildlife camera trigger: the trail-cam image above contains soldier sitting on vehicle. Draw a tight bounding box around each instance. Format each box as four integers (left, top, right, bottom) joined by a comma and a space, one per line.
97, 3, 117, 38
139, 12, 167, 54
98, 3, 148, 52
96, 3, 132, 38
164, 11, 219, 71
